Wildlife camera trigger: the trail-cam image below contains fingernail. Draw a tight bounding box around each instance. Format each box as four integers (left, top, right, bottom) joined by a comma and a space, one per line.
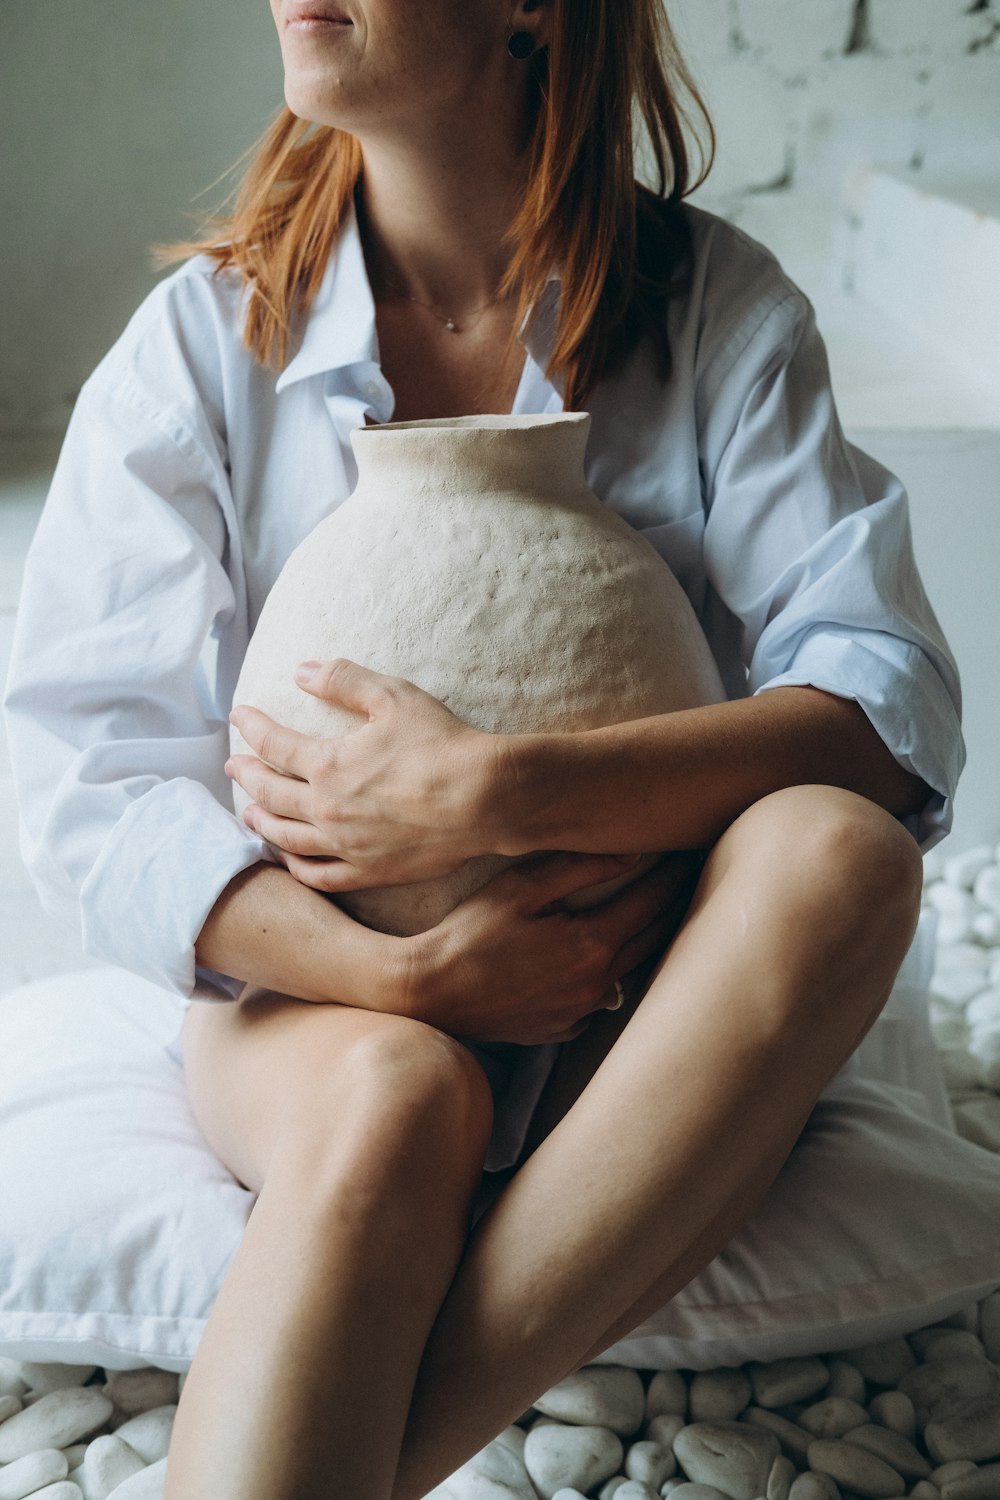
295, 660, 321, 682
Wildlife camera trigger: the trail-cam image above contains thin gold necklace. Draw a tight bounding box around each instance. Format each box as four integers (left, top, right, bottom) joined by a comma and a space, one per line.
375, 269, 506, 334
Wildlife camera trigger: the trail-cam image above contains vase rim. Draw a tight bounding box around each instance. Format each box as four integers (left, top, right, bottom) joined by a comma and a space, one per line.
360, 412, 588, 435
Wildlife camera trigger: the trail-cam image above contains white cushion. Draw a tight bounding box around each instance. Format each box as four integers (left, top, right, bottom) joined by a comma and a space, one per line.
0, 913, 997, 1374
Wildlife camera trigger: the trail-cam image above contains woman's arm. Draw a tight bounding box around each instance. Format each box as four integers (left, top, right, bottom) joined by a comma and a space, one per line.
479, 683, 932, 858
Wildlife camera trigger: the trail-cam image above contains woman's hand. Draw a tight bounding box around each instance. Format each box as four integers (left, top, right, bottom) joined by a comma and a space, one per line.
399, 848, 703, 1046
226, 658, 497, 891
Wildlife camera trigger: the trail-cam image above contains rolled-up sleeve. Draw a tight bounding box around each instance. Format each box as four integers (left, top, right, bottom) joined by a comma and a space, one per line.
1, 376, 279, 1001
699, 288, 964, 851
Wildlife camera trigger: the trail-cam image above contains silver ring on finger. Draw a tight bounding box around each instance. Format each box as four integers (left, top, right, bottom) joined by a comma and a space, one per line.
604, 979, 626, 1011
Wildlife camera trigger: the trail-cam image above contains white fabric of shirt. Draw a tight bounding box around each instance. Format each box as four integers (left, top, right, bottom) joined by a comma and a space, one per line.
2, 198, 964, 1004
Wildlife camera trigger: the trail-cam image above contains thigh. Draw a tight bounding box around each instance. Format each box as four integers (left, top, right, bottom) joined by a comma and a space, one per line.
181, 991, 495, 1195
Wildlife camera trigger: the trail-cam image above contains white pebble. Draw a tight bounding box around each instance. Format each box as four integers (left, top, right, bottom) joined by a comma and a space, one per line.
923, 847, 948, 882
806, 1438, 906, 1497
690, 1372, 754, 1423
974, 868, 1000, 917
626, 1440, 676, 1488
932, 1465, 980, 1485
0, 1390, 114, 1463
599, 1483, 629, 1500
673, 1420, 780, 1499
495, 1424, 528, 1457
767, 1454, 797, 1500
927, 885, 979, 921
0, 1397, 22, 1425
844, 1341, 917, 1388
13, 1366, 97, 1397
935, 944, 992, 976
990, 954, 1000, 987
105, 1409, 175, 1466
912, 1333, 988, 1365
940, 1463, 1000, 1500
740, 1408, 813, 1465
0, 1448, 69, 1500
973, 913, 1000, 946
102, 1372, 179, 1419
867, 1392, 916, 1439
827, 1362, 867, 1404
75, 1433, 148, 1498
648, 1415, 687, 1450
62, 1445, 89, 1468
967, 992, 1000, 1028
840, 1424, 930, 1479
981, 1295, 1000, 1363
925, 1392, 1000, 1463
437, 1434, 538, 1499
967, 1029, 1000, 1089
103, 1458, 168, 1498
646, 1373, 689, 1423
552, 1491, 589, 1500
799, 1399, 870, 1438
938, 914, 977, 946
933, 971, 991, 1007
788, 1476, 842, 1500
899, 1359, 1000, 1426
27, 1486, 83, 1499
910, 1485, 941, 1500
748, 1359, 829, 1409
945, 848, 996, 890
614, 1485, 659, 1500
524, 1424, 624, 1499
664, 1487, 730, 1500
931, 1013, 973, 1048
535, 1367, 645, 1436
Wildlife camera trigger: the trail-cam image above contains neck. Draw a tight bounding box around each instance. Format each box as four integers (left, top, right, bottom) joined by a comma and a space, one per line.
354, 127, 534, 317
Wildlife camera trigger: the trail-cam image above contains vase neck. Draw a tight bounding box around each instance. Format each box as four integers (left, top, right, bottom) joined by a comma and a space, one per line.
350, 413, 591, 497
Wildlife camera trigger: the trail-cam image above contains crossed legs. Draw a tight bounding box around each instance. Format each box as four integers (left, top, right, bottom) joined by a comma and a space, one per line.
169, 785, 923, 1500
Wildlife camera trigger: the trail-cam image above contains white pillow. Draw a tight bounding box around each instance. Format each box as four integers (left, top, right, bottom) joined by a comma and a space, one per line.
0, 913, 996, 1374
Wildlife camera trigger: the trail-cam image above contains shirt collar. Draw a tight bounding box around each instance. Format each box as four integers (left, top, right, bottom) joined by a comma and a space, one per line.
274, 191, 562, 395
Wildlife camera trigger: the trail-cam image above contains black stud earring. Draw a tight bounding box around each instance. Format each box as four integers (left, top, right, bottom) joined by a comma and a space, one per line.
507, 30, 536, 58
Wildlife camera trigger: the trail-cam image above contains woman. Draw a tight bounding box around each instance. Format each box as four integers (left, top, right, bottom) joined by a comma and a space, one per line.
2, 1, 964, 1497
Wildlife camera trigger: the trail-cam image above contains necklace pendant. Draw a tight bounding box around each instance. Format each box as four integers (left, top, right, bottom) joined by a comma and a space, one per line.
445, 317, 458, 332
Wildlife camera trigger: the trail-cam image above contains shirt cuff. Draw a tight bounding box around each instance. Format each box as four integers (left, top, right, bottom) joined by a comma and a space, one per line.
79, 777, 281, 1000
750, 628, 965, 853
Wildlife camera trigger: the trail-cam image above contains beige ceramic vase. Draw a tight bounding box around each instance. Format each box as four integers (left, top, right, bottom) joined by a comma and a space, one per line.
229, 412, 726, 935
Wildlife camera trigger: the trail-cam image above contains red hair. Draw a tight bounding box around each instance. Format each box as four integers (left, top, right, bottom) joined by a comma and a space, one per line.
153, 0, 715, 411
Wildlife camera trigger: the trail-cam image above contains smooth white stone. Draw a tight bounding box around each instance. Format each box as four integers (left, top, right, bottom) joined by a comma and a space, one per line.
899, 1360, 1000, 1427
105, 1410, 175, 1466
437, 1435, 538, 1499
787, 1478, 842, 1500
806, 1439, 906, 1497
945, 849, 996, 891
927, 886, 979, 920
0, 1362, 28, 1402
867, 1393, 917, 1440
827, 1363, 868, 1404
766, 1455, 797, 1500
974, 869, 1000, 917
665, 1486, 731, 1500
553, 1491, 590, 1500
909, 1485, 941, 1500
660, 1483, 688, 1498
913, 1334, 989, 1365
938, 914, 977, 946
800, 1400, 870, 1439
76, 1433, 148, 1499
940, 1463, 1000, 1500
931, 1013, 972, 1048
646, 1374, 689, 1424
103, 1458, 168, 1498
845, 1342, 918, 1389
748, 1360, 830, 1410
615, 1485, 659, 1499
740, 1409, 814, 1465
990, 955, 1000, 987
690, 1373, 754, 1423
598, 1481, 628, 1500
966, 992, 1000, 1028
523, 1424, 624, 1500
925, 1393, 1000, 1463
841, 1425, 930, 1479
28, 1486, 83, 1499
973, 913, 1000, 946
62, 1445, 89, 1467
967, 1029, 1000, 1089
933, 972, 991, 1007
495, 1425, 528, 1457
936, 944, 993, 975
102, 1372, 179, 1419
981, 1296, 1000, 1363
0, 1397, 22, 1424
0, 1391, 114, 1463
21, 1392, 49, 1408
647, 1416, 686, 1451
0, 1447, 69, 1500
674, 1421, 780, 1500
14, 1366, 96, 1397
923, 848, 948, 882
627, 1440, 677, 1487
931, 1464, 980, 1485
535, 1368, 646, 1436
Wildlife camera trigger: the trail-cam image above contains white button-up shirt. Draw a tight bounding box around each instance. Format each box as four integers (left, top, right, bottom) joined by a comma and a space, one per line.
2, 197, 964, 1004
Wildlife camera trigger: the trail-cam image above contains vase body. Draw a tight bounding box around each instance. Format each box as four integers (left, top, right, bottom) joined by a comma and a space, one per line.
230, 412, 726, 935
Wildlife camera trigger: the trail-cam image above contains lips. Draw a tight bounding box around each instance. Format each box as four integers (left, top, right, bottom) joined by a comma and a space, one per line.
286, 2, 351, 22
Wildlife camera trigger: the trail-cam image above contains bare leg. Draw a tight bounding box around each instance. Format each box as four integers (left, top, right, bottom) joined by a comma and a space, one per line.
387, 785, 924, 1500
165, 1011, 494, 1500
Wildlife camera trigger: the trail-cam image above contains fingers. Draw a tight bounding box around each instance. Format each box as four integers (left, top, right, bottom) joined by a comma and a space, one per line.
294, 657, 396, 715
226, 752, 312, 819
239, 803, 334, 856
228, 705, 322, 780
589, 851, 701, 948
499, 850, 644, 912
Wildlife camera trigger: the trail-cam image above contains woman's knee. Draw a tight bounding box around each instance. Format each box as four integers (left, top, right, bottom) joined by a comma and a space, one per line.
712, 784, 924, 944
